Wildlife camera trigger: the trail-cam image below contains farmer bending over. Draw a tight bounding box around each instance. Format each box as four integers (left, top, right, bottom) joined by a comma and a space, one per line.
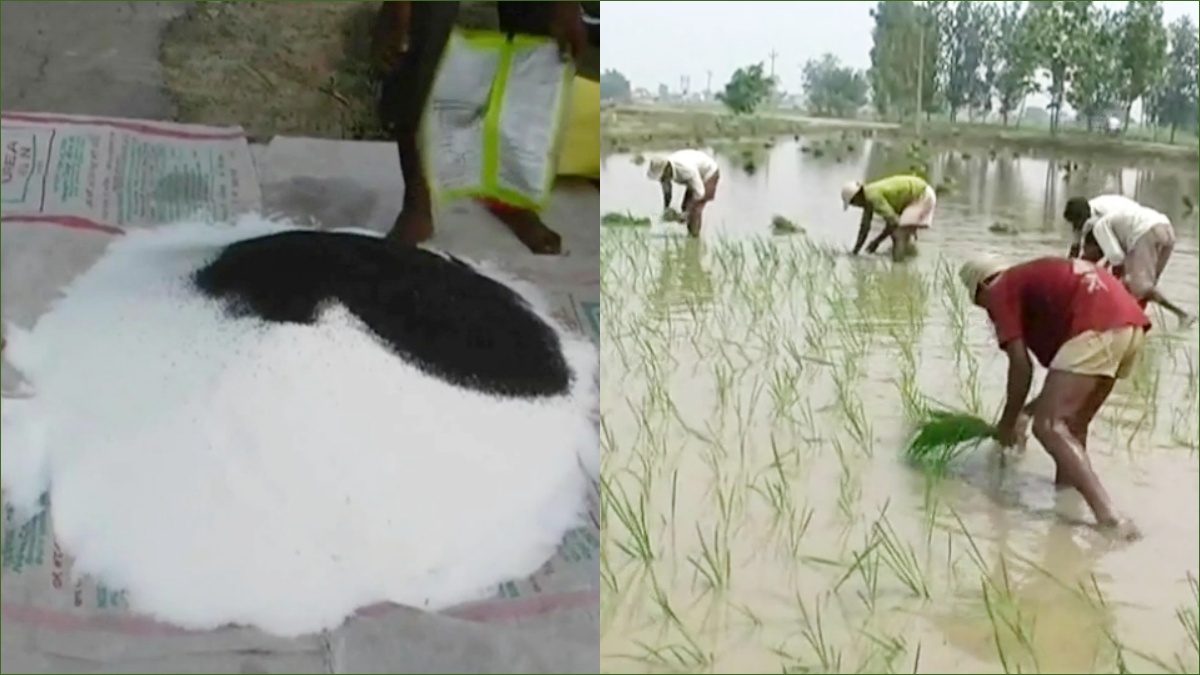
841, 174, 936, 262
646, 149, 721, 238
373, 1, 588, 254
1063, 195, 1195, 328
959, 253, 1149, 541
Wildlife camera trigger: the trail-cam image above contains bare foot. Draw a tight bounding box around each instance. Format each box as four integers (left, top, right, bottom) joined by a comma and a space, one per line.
1098, 516, 1143, 542
1053, 487, 1088, 522
385, 208, 434, 248
486, 205, 562, 255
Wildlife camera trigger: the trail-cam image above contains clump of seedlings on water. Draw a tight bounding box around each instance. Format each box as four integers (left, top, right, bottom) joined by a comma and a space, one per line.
602, 211, 652, 227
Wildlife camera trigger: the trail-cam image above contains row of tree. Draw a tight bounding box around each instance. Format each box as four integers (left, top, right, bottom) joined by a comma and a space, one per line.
865, 0, 1198, 139
603, 1, 1197, 141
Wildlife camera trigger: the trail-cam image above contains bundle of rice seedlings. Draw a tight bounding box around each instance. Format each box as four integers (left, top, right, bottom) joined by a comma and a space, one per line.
661, 207, 687, 223
601, 211, 651, 227
904, 407, 997, 474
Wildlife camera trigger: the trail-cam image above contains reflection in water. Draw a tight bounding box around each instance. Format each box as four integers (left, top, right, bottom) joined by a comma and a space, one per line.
848, 259, 931, 344
932, 521, 1118, 674
602, 136, 1199, 249
600, 137, 1199, 674
646, 238, 715, 322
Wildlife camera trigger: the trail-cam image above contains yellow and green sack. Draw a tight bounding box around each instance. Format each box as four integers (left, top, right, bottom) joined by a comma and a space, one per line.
556, 76, 599, 180
420, 29, 576, 213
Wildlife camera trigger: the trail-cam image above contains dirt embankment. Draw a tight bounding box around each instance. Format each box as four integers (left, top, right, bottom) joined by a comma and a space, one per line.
604, 105, 1200, 166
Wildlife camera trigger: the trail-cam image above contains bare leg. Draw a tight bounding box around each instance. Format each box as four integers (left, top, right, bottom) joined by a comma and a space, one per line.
1145, 289, 1196, 327
1031, 370, 1126, 530
377, 1, 460, 248
686, 206, 700, 237
390, 136, 435, 246
685, 203, 704, 238
890, 228, 914, 263
1057, 377, 1114, 485
865, 223, 895, 254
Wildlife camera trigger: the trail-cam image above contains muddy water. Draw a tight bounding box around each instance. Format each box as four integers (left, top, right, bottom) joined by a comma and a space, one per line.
599, 137, 1199, 673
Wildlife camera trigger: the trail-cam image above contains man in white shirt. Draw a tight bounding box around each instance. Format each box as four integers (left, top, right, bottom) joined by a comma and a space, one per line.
646, 149, 721, 237
1063, 195, 1195, 327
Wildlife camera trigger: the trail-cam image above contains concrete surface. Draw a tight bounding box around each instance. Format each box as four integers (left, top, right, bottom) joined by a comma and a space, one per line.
1, 8, 601, 670
0, 1, 188, 118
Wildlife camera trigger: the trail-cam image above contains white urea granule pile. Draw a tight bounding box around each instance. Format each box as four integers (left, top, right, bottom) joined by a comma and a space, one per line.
0, 216, 599, 637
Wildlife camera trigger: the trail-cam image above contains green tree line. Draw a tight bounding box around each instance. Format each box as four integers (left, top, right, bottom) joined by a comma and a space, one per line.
866, 0, 1198, 140
602, 1, 1197, 142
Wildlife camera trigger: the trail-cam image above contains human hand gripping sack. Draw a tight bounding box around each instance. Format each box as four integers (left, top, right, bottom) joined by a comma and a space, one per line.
548, 1, 587, 63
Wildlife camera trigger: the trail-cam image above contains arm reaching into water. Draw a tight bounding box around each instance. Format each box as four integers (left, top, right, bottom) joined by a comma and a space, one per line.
862, 188, 900, 254
1087, 216, 1128, 267
1068, 227, 1084, 258
997, 339, 1033, 447
852, 207, 875, 255
660, 177, 673, 211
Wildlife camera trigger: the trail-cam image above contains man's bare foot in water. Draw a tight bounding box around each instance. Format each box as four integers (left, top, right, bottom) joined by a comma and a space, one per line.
384, 208, 433, 248
1098, 516, 1142, 542
485, 204, 563, 255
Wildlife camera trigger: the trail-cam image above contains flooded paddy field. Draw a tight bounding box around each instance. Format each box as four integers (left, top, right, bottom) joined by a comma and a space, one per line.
598, 136, 1200, 673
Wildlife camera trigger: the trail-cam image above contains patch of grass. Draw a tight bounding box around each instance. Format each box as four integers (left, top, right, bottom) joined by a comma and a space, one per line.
160, 1, 389, 141
161, 1, 598, 140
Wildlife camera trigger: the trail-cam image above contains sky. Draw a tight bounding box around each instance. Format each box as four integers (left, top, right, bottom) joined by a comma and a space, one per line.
602, 0, 1200, 102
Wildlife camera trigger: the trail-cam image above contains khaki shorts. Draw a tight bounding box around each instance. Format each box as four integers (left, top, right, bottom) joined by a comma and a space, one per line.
1124, 222, 1175, 299
898, 185, 937, 229
1049, 325, 1146, 379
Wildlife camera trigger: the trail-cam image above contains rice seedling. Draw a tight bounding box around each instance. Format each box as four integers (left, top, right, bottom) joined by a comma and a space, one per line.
903, 407, 997, 475
601, 474, 656, 566
689, 521, 733, 592
603, 211, 653, 227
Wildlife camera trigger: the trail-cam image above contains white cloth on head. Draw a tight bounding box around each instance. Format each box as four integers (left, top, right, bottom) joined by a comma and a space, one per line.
840, 181, 863, 210
646, 157, 668, 181
959, 253, 1011, 295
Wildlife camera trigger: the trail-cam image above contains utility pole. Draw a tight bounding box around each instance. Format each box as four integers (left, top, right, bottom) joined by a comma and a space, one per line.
768, 49, 779, 80
706, 70, 713, 101
915, 22, 925, 135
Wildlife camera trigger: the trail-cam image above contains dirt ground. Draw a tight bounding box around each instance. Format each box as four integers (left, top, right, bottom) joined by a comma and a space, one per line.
160, 1, 599, 142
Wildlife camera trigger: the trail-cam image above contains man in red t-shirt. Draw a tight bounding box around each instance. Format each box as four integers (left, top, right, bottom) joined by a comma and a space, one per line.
959, 254, 1151, 540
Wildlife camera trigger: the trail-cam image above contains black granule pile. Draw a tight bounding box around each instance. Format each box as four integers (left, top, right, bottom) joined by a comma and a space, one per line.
192, 230, 571, 399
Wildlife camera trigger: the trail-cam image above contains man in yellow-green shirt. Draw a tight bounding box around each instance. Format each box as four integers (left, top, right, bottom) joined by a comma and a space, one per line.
840, 174, 937, 262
